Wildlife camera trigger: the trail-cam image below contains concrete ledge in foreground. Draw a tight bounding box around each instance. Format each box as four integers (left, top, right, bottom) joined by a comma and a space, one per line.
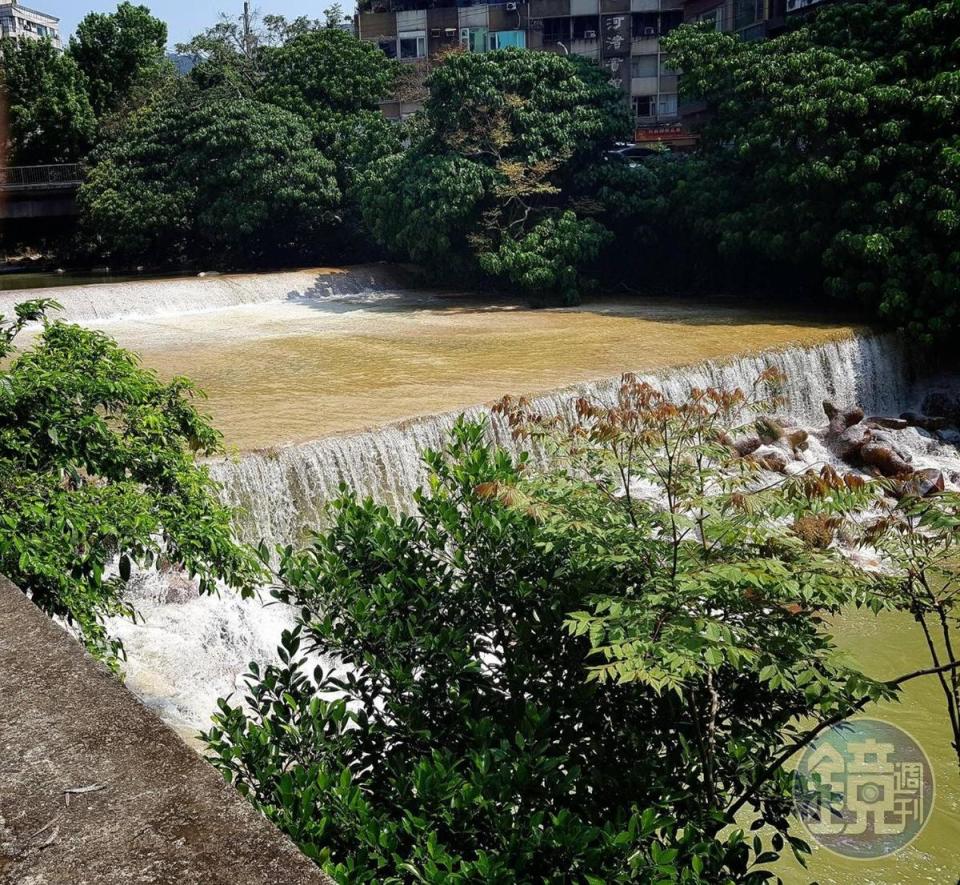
0, 577, 331, 885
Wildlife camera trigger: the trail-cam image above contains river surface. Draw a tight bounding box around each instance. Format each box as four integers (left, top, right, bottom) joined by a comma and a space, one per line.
7, 269, 958, 883
70, 293, 852, 451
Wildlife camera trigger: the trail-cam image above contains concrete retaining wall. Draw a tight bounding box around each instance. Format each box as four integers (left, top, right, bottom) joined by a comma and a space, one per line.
0, 577, 330, 885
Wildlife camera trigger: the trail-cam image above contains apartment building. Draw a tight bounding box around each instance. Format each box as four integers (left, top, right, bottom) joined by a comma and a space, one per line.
357, 0, 687, 138
0, 0, 61, 47
685, 0, 834, 40
357, 0, 836, 140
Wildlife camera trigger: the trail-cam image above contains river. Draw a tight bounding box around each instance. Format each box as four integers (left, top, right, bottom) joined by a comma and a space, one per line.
5, 267, 958, 883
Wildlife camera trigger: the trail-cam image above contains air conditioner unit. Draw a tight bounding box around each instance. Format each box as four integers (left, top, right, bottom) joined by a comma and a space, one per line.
506, 2, 518, 10
431, 28, 442, 37
445, 27, 457, 36
584, 29, 597, 38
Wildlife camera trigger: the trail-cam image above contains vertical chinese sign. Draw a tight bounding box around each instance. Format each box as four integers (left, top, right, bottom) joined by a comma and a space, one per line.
600, 13, 630, 95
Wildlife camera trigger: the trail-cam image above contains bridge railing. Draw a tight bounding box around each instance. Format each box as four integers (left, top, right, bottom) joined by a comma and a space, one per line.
0, 164, 84, 191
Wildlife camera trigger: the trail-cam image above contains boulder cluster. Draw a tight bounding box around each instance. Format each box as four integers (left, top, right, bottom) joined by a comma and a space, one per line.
727, 392, 959, 498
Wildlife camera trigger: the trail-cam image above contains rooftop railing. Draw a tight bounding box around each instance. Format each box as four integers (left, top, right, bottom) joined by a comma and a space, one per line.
0, 164, 84, 191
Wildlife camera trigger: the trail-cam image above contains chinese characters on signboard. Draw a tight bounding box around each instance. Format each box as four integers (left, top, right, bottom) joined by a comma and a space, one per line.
600, 14, 630, 93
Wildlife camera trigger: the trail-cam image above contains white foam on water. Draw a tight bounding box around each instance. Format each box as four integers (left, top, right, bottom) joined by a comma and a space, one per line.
0, 265, 414, 325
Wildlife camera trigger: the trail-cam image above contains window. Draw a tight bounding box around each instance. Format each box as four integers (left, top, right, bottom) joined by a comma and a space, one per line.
571, 15, 599, 40
660, 10, 683, 34
734, 0, 767, 30
632, 12, 658, 37
633, 95, 655, 118
697, 6, 724, 30
659, 56, 677, 75
460, 26, 488, 52
658, 93, 678, 117
632, 10, 682, 37
377, 37, 397, 58
398, 30, 426, 58
630, 55, 657, 78
541, 17, 569, 45
488, 30, 526, 49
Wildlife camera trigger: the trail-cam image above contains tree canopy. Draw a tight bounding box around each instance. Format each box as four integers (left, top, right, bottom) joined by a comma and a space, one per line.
79, 89, 340, 266
356, 49, 630, 302
659, 0, 960, 339
257, 28, 401, 188
0, 37, 96, 165
69, 1, 169, 118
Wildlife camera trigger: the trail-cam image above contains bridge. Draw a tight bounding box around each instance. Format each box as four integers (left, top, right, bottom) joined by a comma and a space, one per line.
0, 164, 84, 220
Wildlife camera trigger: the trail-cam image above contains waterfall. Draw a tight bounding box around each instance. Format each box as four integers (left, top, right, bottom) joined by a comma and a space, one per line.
114, 328, 943, 732
0, 265, 416, 324
212, 332, 912, 549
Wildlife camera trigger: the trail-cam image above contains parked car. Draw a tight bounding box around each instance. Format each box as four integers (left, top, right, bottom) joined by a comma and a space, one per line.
604, 143, 659, 164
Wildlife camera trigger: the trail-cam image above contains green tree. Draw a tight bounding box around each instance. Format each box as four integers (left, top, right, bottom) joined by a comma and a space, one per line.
69, 2, 168, 118
257, 28, 400, 187
79, 88, 340, 266
0, 301, 262, 665
661, 0, 960, 339
0, 37, 96, 165
355, 49, 630, 302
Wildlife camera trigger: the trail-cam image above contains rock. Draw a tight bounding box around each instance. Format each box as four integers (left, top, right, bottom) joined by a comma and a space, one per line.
901, 411, 948, 432
843, 405, 865, 427
868, 428, 898, 447
785, 428, 809, 451
867, 416, 908, 431
755, 416, 784, 444
861, 442, 912, 477
732, 435, 762, 457
156, 572, 200, 604
902, 468, 946, 498
832, 424, 870, 462
757, 450, 789, 472
824, 401, 864, 431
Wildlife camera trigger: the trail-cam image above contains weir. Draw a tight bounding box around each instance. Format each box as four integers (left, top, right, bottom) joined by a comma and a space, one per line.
6, 269, 939, 738
0, 265, 415, 323
109, 328, 943, 736
211, 332, 912, 549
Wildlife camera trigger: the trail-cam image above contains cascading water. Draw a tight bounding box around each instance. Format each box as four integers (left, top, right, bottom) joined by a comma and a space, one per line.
0, 265, 415, 324
212, 333, 914, 550
109, 328, 951, 735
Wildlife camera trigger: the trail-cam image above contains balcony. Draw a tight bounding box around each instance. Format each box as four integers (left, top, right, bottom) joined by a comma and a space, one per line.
0, 164, 84, 192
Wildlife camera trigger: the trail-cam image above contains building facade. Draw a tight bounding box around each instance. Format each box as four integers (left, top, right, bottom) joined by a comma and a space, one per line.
358, 0, 687, 135
0, 1, 61, 47
358, 0, 834, 139
684, 0, 834, 40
